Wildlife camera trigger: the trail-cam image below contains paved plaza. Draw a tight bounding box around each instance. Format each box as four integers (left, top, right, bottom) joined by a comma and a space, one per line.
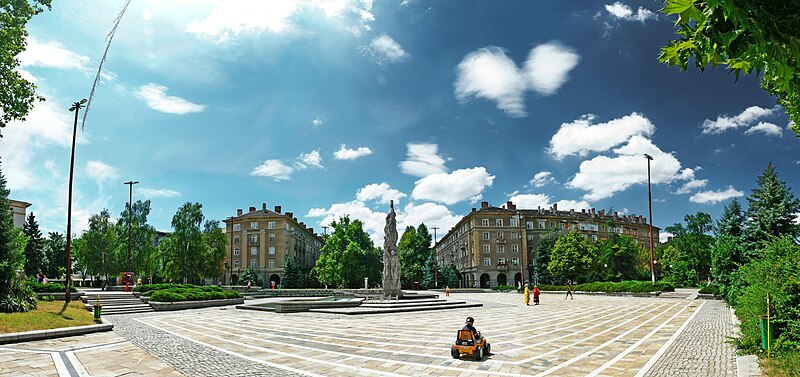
0, 292, 741, 376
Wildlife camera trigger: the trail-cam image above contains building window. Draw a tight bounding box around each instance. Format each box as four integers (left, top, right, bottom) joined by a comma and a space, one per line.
233, 224, 241, 231
496, 219, 503, 227
482, 232, 490, 240
512, 257, 519, 265
250, 259, 257, 267
269, 246, 276, 254
250, 247, 257, 255
250, 222, 258, 229
269, 234, 276, 242
526, 221, 534, 229
511, 231, 517, 240
268, 221, 277, 229
511, 244, 518, 253
269, 259, 275, 268
233, 248, 240, 255
527, 235, 533, 241
234, 236, 240, 244
498, 257, 506, 265
481, 219, 489, 227
251, 235, 258, 243
510, 218, 518, 227
483, 245, 490, 253
592, 235, 598, 242
498, 245, 505, 253
483, 258, 492, 266
234, 260, 240, 268
497, 231, 504, 239
550, 222, 555, 229
539, 220, 546, 229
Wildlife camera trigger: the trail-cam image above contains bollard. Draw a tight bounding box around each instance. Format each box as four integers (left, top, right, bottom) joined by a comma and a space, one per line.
94, 295, 102, 321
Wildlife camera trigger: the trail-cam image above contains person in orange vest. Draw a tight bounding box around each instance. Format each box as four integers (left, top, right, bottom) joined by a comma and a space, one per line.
533, 285, 541, 305
445, 285, 451, 297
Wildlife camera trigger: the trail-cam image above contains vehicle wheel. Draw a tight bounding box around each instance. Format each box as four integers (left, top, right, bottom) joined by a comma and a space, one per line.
451, 347, 460, 359
485, 343, 491, 355
475, 346, 484, 360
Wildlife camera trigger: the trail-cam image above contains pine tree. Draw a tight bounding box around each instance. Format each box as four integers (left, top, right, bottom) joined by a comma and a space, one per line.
282, 257, 302, 288
420, 252, 436, 289
746, 163, 800, 244
0, 158, 36, 312
715, 199, 746, 240
23, 212, 46, 277
43, 232, 66, 279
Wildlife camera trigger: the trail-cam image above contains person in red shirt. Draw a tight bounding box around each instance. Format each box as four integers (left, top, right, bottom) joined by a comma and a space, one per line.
533, 285, 541, 305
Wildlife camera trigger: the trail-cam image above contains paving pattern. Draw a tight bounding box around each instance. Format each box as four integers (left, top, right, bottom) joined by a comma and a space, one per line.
0, 292, 740, 376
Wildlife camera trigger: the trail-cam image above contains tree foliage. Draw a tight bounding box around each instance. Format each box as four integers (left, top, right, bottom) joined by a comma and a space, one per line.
43, 232, 65, 279
0, 159, 36, 312
598, 235, 643, 281
547, 231, 597, 280
76, 209, 119, 282
659, 0, 800, 136
664, 212, 714, 283
0, 0, 51, 134
282, 257, 303, 288
533, 230, 559, 284
746, 163, 800, 244
115, 200, 156, 276
313, 216, 381, 288
440, 264, 460, 289
22, 212, 45, 277
160, 202, 225, 283
398, 224, 432, 288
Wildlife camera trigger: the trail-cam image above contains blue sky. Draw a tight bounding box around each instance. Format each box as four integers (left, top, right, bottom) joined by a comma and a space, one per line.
4, 0, 798, 245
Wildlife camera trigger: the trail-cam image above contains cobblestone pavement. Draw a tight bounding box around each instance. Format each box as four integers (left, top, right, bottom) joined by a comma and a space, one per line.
0, 293, 739, 376
642, 299, 738, 377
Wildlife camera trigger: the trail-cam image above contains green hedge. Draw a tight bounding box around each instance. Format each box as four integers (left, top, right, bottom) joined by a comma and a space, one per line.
698, 284, 720, 295
134, 283, 195, 293
491, 285, 518, 292
535, 280, 674, 293
28, 282, 78, 293
149, 287, 241, 302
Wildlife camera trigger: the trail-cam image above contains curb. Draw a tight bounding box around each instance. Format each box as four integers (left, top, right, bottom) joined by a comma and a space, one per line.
0, 318, 113, 345
730, 307, 762, 377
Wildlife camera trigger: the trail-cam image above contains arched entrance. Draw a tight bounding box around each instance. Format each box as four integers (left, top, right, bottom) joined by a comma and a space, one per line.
269, 274, 281, 289
497, 273, 507, 286
514, 272, 522, 287
231, 274, 239, 285
480, 273, 491, 288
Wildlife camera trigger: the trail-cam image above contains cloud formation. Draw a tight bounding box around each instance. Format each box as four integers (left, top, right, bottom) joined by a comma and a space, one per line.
399, 143, 447, 177
549, 112, 655, 159
363, 34, 409, 65
454, 42, 579, 117
604, 2, 657, 22
134, 84, 205, 114
411, 167, 494, 204
18, 37, 90, 70
531, 171, 556, 187
744, 122, 783, 137
702, 106, 776, 134
334, 144, 372, 160
356, 182, 407, 204
250, 159, 294, 181
690, 186, 744, 204
138, 188, 181, 198
295, 150, 323, 169
508, 193, 591, 211
86, 160, 119, 185
675, 179, 708, 194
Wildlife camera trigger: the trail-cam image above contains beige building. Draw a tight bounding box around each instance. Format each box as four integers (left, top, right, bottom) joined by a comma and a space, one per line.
223, 203, 323, 287
9, 199, 31, 228
435, 201, 660, 288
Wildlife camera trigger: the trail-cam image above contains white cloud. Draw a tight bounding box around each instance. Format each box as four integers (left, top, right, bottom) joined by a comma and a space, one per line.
399, 143, 447, 177
412, 167, 495, 205
744, 122, 783, 137
18, 36, 90, 70
365, 34, 409, 65
523, 42, 580, 95
134, 84, 205, 114
702, 106, 776, 134
137, 188, 181, 198
675, 179, 708, 194
549, 112, 655, 159
334, 144, 372, 160
454, 47, 528, 117
85, 160, 119, 185
605, 2, 657, 22
531, 171, 556, 187
250, 159, 294, 181
690, 186, 744, 204
356, 183, 407, 204
568, 135, 693, 201
295, 150, 323, 169
312, 118, 323, 127
397, 202, 461, 239
659, 231, 674, 244
508, 193, 591, 211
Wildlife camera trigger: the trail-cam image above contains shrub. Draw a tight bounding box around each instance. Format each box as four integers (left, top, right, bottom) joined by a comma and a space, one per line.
698, 284, 720, 296
134, 283, 196, 293
491, 285, 517, 292
39, 295, 55, 301
150, 291, 186, 302
28, 282, 77, 293
148, 287, 243, 302
531, 281, 673, 293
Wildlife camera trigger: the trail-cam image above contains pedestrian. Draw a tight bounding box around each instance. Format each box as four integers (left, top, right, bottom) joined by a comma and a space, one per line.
36, 273, 41, 283
523, 283, 530, 305
42, 274, 48, 284
247, 280, 251, 290
445, 285, 451, 297
565, 279, 574, 300
533, 285, 540, 305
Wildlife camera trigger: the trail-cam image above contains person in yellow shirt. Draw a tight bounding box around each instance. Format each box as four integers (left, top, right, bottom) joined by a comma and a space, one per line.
523, 283, 530, 305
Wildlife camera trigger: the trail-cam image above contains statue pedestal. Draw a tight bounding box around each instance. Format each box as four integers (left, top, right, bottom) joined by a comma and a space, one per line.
382, 289, 403, 298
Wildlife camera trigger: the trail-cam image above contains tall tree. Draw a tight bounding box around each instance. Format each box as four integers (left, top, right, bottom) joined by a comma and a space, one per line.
441, 264, 460, 289
715, 198, 746, 240
163, 202, 204, 283
0, 0, 51, 134
659, 1, 800, 136
746, 163, 800, 244
547, 230, 597, 281
598, 235, 643, 281
665, 212, 715, 282
201, 220, 227, 281
398, 224, 432, 288
80, 210, 119, 284
22, 212, 46, 277
282, 257, 302, 288
115, 199, 156, 276
0, 159, 35, 312
43, 231, 65, 279
711, 199, 748, 295
532, 230, 559, 284
313, 216, 381, 288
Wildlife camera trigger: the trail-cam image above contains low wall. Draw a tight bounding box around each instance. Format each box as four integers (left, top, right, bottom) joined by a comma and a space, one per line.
244, 289, 341, 298
36, 291, 84, 300
149, 298, 244, 311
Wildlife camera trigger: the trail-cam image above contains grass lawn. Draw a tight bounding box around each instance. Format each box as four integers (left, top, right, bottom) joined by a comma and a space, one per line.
0, 301, 95, 334
762, 350, 800, 377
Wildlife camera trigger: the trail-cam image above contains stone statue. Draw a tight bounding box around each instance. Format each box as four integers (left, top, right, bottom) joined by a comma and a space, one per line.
383, 200, 402, 297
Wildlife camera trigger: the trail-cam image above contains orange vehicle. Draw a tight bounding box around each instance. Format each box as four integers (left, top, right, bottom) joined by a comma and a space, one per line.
451, 329, 491, 360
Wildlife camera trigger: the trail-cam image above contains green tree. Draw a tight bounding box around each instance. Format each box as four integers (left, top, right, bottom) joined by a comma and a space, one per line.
282, 257, 303, 288
532, 230, 559, 284
665, 212, 715, 282
598, 235, 643, 281
239, 266, 262, 287
398, 224, 432, 288
659, 0, 800, 136
420, 252, 436, 289
441, 264, 460, 289
115, 200, 156, 277
746, 163, 800, 245
0, 0, 51, 134
547, 231, 597, 281
22, 212, 45, 277
43, 231, 65, 279
80, 210, 120, 284
313, 216, 381, 288
715, 198, 746, 240
0, 159, 36, 312
711, 199, 748, 296
163, 202, 204, 283
201, 220, 227, 281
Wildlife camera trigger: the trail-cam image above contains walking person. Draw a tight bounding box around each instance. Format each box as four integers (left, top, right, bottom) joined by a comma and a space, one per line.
523, 283, 530, 305
533, 285, 541, 305
445, 285, 451, 297
565, 279, 574, 300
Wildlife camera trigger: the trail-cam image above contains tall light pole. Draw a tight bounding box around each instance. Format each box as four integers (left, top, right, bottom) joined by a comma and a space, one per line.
322, 225, 328, 289
431, 226, 439, 288
65, 99, 87, 305
644, 153, 656, 285
517, 211, 525, 286
124, 180, 139, 280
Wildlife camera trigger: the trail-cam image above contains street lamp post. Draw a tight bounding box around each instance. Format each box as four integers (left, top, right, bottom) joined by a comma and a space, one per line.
517, 211, 525, 286
644, 153, 656, 285
124, 180, 139, 281
432, 226, 439, 288
322, 225, 328, 289
65, 99, 87, 305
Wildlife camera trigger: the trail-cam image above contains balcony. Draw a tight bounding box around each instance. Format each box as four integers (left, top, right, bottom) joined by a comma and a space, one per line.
495, 238, 507, 244
497, 264, 508, 271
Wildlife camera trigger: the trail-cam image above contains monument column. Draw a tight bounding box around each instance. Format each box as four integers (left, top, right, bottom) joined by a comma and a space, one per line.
382, 200, 402, 297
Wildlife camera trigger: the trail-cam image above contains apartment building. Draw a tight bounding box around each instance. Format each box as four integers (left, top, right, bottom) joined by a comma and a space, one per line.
223, 203, 324, 287
9, 199, 31, 228
434, 201, 660, 288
